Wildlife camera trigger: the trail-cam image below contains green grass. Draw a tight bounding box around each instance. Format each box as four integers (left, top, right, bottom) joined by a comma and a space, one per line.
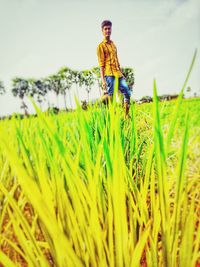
0, 94, 199, 267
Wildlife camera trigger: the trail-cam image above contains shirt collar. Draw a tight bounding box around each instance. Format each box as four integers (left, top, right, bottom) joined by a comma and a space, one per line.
103, 39, 113, 44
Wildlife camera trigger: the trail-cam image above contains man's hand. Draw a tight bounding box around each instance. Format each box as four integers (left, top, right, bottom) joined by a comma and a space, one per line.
102, 80, 107, 93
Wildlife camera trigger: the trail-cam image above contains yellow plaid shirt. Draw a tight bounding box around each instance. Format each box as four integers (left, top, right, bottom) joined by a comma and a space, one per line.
97, 39, 123, 77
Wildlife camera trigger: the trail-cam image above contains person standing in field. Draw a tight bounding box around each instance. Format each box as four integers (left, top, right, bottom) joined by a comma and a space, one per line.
97, 20, 132, 118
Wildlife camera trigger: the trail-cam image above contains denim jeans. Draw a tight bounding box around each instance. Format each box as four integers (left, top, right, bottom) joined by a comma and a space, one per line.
105, 76, 131, 103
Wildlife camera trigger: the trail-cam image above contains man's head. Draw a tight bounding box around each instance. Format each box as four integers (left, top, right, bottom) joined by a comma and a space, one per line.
101, 20, 112, 39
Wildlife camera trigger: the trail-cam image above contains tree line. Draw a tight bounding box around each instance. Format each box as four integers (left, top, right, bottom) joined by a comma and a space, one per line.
0, 66, 134, 114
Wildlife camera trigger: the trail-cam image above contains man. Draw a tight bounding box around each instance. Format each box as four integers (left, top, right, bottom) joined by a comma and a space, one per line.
97, 20, 131, 118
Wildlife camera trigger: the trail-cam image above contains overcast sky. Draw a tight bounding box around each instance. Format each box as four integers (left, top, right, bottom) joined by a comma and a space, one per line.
0, 0, 200, 115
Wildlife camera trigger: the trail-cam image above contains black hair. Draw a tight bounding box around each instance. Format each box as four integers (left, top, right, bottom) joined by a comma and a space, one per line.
101, 20, 112, 29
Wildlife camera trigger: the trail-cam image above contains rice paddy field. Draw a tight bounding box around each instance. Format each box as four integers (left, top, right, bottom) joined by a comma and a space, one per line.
0, 86, 199, 267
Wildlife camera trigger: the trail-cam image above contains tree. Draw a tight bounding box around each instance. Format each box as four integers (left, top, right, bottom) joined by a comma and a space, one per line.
58, 67, 73, 110
43, 78, 53, 108
49, 74, 61, 109
121, 67, 134, 90
186, 86, 191, 93
0, 81, 5, 95
22, 78, 46, 109
27, 78, 37, 98
12, 78, 29, 115
33, 79, 48, 109
91, 67, 102, 97
71, 70, 81, 101
81, 70, 95, 103
139, 96, 152, 103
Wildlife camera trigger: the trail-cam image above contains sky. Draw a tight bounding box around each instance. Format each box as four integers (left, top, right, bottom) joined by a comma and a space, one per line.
0, 0, 200, 115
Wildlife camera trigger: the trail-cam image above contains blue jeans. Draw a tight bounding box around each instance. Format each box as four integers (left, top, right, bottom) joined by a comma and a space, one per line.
105, 76, 131, 103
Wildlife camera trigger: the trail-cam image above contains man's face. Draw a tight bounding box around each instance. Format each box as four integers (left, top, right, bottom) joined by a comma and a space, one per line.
102, 25, 112, 38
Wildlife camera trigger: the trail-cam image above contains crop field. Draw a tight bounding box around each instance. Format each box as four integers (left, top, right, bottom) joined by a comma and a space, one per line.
0, 87, 199, 266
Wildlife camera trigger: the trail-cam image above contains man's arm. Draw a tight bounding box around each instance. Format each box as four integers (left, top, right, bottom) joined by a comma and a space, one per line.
100, 67, 107, 92
97, 44, 107, 93
114, 43, 125, 79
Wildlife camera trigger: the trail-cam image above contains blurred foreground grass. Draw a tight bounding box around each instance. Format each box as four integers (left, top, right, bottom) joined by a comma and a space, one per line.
0, 96, 199, 267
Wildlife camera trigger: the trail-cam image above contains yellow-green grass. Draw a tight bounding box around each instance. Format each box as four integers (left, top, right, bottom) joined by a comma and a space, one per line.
0, 92, 199, 267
